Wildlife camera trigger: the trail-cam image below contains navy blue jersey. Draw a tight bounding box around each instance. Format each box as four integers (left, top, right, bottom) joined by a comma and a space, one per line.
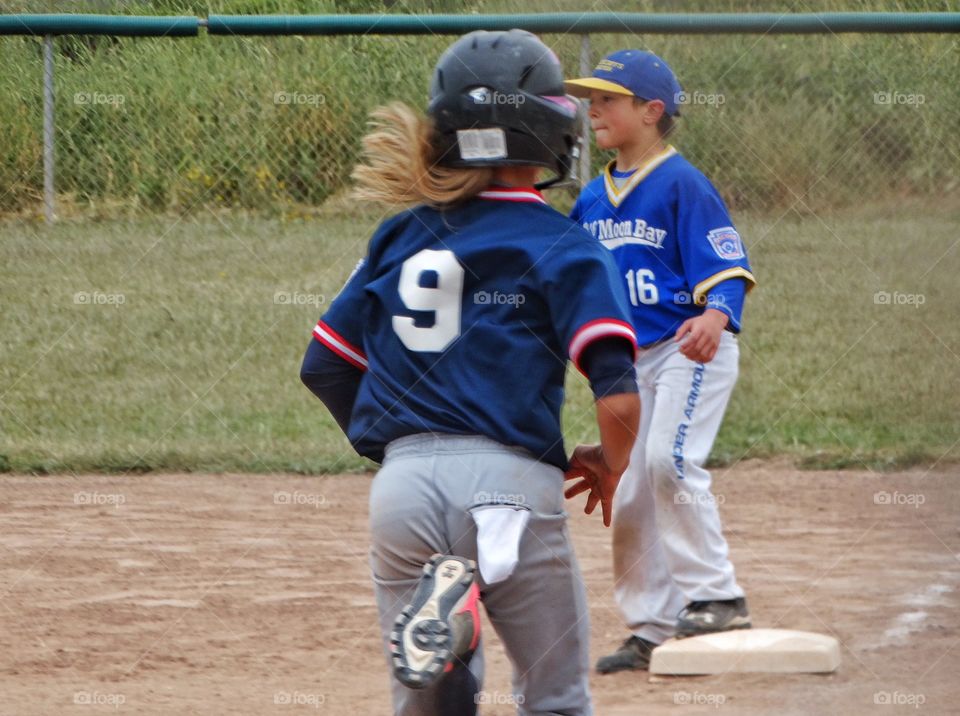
313, 186, 637, 469
571, 147, 756, 346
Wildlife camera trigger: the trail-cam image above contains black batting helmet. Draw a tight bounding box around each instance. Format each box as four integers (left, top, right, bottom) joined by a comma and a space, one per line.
428, 30, 581, 182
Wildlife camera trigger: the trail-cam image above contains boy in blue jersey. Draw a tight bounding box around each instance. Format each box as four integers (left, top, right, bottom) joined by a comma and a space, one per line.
565, 51, 757, 673
300, 31, 640, 715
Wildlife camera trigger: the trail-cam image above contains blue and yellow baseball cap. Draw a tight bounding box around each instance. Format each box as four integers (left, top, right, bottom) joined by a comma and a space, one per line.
564, 50, 683, 116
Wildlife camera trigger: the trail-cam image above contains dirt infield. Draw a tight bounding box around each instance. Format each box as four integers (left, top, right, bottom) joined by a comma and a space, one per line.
1, 461, 957, 715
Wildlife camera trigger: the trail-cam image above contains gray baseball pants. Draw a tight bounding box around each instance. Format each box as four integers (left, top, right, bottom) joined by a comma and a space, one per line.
368, 434, 593, 716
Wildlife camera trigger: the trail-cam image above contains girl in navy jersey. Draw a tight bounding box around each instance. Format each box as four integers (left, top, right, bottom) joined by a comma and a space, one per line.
301, 30, 639, 716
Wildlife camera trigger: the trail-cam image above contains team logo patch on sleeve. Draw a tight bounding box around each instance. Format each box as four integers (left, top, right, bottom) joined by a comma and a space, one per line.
706, 227, 745, 260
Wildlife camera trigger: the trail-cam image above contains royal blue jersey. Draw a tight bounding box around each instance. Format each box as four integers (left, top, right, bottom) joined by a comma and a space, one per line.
313, 186, 637, 469
571, 146, 756, 346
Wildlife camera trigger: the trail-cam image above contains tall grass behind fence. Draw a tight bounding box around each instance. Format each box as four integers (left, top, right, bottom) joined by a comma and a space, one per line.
1, 13, 958, 218
2, 33, 442, 215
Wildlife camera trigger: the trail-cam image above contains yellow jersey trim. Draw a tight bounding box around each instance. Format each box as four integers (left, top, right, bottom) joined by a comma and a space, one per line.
603, 145, 678, 207
692, 268, 757, 304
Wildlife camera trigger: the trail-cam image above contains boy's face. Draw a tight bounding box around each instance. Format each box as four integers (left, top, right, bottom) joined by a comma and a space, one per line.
587, 90, 662, 150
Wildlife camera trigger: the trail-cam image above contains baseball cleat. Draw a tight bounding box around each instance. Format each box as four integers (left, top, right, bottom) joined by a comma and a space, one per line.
675, 597, 751, 638
390, 554, 481, 690
595, 635, 660, 674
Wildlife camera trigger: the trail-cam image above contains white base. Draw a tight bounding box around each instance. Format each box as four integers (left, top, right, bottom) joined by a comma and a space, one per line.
649, 628, 841, 675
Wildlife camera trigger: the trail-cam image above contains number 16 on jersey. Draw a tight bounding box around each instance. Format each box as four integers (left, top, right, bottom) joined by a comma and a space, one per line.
625, 268, 658, 306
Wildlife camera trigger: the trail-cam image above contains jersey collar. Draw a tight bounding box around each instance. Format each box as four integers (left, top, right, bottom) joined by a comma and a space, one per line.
478, 185, 547, 204
603, 145, 677, 207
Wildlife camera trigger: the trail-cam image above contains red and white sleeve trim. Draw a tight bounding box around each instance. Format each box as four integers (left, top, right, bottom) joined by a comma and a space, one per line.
568, 319, 638, 375
477, 186, 547, 204
312, 320, 368, 370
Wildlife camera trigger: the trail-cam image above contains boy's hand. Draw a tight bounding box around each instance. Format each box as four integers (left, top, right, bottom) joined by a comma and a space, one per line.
675, 308, 729, 363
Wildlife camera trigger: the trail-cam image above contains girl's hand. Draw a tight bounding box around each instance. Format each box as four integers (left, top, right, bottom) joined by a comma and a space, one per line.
674, 308, 729, 364
564, 444, 622, 527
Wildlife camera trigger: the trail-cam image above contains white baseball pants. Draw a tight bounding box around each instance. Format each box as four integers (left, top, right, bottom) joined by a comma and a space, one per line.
612, 331, 745, 644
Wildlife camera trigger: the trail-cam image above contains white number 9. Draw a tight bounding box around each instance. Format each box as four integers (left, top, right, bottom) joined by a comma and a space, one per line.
393, 249, 464, 352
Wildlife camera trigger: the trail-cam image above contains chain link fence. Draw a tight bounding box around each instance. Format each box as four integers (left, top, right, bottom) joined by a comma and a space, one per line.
2, 19, 958, 221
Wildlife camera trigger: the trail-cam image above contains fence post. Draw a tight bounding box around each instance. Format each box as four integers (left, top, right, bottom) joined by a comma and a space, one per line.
578, 33, 591, 187
43, 34, 56, 224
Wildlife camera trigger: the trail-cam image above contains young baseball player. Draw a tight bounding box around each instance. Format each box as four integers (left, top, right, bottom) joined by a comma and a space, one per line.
564, 50, 756, 673
300, 30, 641, 715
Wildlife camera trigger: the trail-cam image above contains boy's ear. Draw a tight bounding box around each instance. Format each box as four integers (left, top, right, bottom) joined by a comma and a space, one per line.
644, 99, 667, 126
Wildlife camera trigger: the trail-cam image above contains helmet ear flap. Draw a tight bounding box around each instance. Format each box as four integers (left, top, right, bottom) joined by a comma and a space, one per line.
535, 94, 586, 190
535, 123, 582, 191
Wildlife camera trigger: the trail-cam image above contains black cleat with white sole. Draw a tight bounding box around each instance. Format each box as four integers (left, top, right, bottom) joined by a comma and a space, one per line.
390, 554, 481, 690
675, 597, 751, 638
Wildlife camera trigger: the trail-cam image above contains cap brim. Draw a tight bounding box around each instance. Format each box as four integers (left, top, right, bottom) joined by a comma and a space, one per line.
563, 78, 635, 99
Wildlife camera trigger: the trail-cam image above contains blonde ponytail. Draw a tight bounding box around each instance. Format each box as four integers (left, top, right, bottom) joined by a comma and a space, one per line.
351, 102, 494, 209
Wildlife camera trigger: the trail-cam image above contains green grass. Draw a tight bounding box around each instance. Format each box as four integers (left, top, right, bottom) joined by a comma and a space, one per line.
2, 1, 957, 473
1, 198, 958, 474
